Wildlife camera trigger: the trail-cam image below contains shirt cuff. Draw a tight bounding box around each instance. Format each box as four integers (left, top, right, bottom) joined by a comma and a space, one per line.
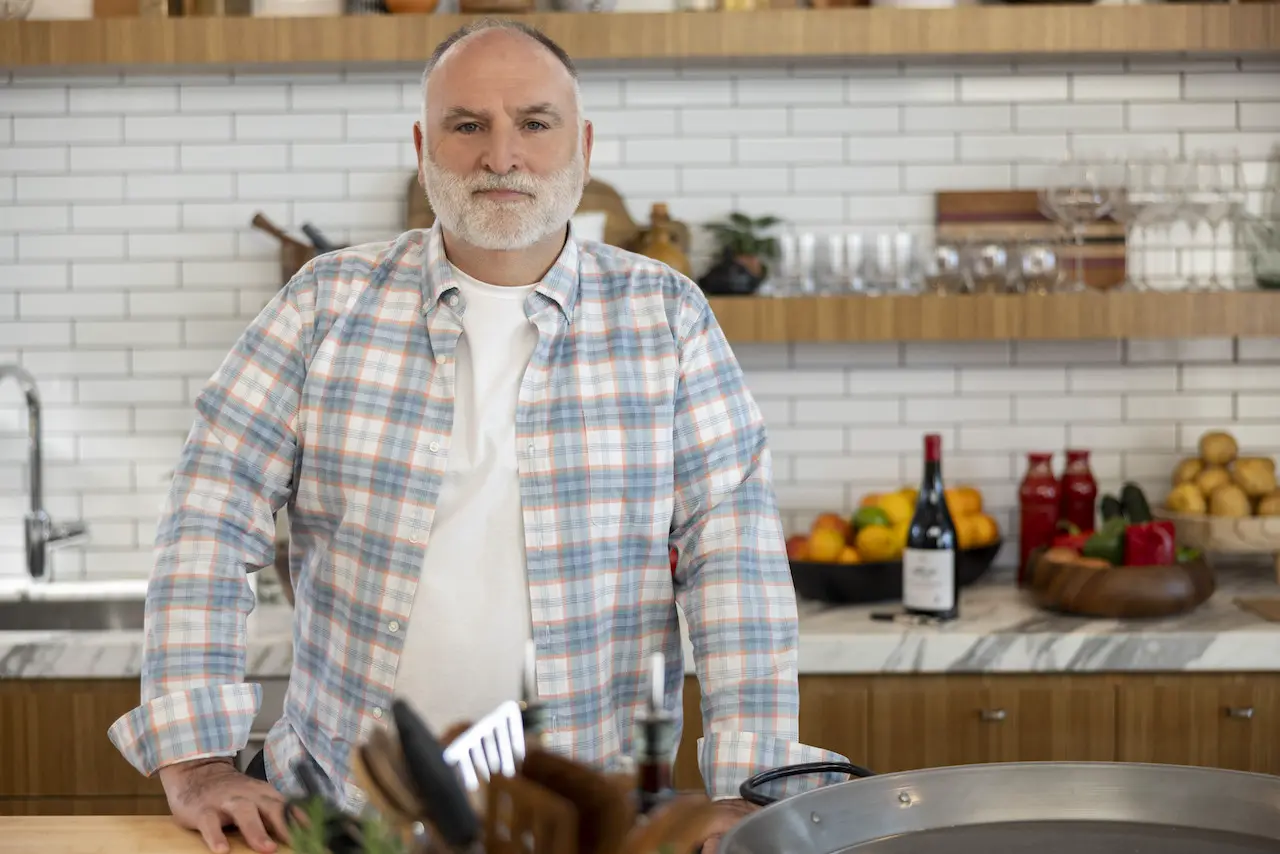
107, 682, 262, 777
699, 730, 852, 802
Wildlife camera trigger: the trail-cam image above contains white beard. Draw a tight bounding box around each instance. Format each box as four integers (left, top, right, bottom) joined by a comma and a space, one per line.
422, 142, 586, 251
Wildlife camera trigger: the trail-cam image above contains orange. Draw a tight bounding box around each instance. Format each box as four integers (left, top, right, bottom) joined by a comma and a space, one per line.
945, 486, 984, 518
838, 545, 860, 565
969, 513, 999, 547
876, 492, 914, 526
808, 527, 846, 562
855, 526, 898, 563
859, 492, 881, 509
810, 512, 851, 543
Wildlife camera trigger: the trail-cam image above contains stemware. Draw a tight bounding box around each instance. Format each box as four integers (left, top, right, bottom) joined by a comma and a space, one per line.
1040, 157, 1113, 292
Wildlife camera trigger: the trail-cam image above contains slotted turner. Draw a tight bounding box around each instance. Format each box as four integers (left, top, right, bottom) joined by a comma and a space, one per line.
442, 699, 527, 792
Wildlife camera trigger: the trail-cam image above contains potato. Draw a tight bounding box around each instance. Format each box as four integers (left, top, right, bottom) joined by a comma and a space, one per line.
1258, 492, 1280, 518
1166, 482, 1207, 514
1234, 456, 1276, 475
1231, 458, 1277, 499
1194, 465, 1231, 498
1198, 430, 1238, 467
1171, 457, 1204, 486
1209, 483, 1252, 518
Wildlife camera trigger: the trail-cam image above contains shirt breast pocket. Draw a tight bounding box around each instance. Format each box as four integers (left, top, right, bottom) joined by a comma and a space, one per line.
582, 397, 675, 534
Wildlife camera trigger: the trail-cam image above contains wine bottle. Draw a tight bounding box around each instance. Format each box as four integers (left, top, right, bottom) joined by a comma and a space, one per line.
634, 653, 675, 816
903, 433, 959, 621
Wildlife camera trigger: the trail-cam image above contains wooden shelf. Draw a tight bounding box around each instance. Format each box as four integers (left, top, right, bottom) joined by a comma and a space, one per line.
707, 290, 1280, 343
1, 5, 1277, 70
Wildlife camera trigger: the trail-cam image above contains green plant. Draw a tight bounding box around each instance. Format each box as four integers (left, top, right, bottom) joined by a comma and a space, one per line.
704, 212, 782, 261
285, 796, 408, 854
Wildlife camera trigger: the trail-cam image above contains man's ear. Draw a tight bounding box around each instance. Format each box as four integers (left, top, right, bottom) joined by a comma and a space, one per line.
581, 119, 594, 177
413, 121, 427, 190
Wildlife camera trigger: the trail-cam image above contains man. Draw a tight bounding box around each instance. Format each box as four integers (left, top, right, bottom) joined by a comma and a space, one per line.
108, 18, 845, 854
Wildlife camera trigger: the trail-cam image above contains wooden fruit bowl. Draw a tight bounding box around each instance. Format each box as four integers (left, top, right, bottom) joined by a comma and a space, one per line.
1154, 508, 1280, 582
1026, 547, 1216, 619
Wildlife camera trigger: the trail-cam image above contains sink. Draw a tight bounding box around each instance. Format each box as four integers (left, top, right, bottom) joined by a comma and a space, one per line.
0, 598, 146, 632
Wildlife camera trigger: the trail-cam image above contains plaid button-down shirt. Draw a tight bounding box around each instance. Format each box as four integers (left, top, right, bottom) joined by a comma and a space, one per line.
108, 222, 846, 809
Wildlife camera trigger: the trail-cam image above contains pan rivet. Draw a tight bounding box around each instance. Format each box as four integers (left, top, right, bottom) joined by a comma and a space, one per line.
810, 813, 821, 824
898, 793, 912, 805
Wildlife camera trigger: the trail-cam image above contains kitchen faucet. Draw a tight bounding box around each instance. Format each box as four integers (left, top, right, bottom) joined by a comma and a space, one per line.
0, 364, 89, 581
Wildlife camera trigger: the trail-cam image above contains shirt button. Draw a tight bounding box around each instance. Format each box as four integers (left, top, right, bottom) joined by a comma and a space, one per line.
388, 620, 400, 633
410, 532, 423, 545
372, 707, 383, 720
526, 442, 535, 454
429, 441, 440, 453
446, 294, 459, 307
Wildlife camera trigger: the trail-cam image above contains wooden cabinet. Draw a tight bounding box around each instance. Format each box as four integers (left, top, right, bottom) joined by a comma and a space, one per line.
0, 679, 166, 817
868, 675, 1116, 772
1117, 674, 1280, 775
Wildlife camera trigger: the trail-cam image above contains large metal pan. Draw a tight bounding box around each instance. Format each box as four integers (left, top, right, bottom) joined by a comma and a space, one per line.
720, 761, 1280, 853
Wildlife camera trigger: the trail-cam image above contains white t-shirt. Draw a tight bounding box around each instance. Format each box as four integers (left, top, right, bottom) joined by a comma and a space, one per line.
392, 265, 540, 734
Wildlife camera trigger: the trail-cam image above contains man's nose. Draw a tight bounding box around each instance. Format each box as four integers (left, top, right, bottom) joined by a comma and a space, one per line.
480, 127, 520, 175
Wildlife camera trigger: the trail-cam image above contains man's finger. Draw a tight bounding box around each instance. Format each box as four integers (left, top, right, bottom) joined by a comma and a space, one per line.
195, 809, 231, 854
703, 835, 723, 854
258, 795, 293, 844
224, 797, 277, 853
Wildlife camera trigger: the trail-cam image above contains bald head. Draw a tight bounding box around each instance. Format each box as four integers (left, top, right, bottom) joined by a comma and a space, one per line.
420, 19, 583, 134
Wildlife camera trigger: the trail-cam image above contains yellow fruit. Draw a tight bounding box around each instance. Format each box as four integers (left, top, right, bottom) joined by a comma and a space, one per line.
876, 492, 914, 526
859, 492, 881, 508
969, 514, 999, 548
838, 546, 860, 565
898, 487, 918, 506
808, 527, 846, 562
1165, 482, 1207, 514
1194, 466, 1231, 498
855, 525, 898, 563
890, 521, 910, 557
944, 486, 983, 517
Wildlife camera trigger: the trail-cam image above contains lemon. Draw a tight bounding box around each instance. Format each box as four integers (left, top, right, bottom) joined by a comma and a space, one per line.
890, 521, 909, 557
855, 525, 898, 563
876, 492, 914, 526
808, 527, 846, 562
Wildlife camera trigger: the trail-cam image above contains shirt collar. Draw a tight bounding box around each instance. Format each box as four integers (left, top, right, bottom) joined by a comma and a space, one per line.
420, 220, 582, 323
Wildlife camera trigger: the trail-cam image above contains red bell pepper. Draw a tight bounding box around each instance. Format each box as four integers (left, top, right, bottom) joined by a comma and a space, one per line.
1123, 520, 1176, 566
1052, 521, 1093, 551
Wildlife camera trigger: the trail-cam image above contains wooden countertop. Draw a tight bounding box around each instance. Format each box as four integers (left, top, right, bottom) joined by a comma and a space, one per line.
0, 816, 279, 854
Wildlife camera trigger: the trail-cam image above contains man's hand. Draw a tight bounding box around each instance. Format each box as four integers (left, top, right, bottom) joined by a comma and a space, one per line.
158, 757, 291, 854
699, 798, 759, 854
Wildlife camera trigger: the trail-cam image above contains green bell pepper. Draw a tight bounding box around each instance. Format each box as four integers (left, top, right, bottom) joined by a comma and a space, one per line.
1081, 516, 1127, 565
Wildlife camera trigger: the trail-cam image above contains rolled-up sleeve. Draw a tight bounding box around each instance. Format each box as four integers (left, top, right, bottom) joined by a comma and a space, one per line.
669, 293, 849, 801
108, 270, 312, 777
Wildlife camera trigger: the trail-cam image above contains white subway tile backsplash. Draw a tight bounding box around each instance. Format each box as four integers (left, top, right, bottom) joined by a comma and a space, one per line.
625, 78, 732, 107
1183, 365, 1280, 391
235, 113, 344, 141
293, 142, 401, 170
849, 426, 956, 453
69, 144, 178, 173
14, 116, 121, 143
1014, 103, 1125, 131
905, 396, 1011, 424
1069, 366, 1178, 392
131, 349, 227, 377
4, 87, 69, 114
291, 82, 400, 111
1239, 339, 1280, 362
960, 134, 1069, 163
180, 143, 288, 172
134, 405, 200, 434
0, 263, 68, 291
80, 379, 185, 404
591, 108, 679, 137
127, 233, 237, 260
1239, 103, 1280, 131
127, 173, 233, 201
681, 167, 786, 194
625, 137, 731, 164
125, 115, 231, 142
20, 291, 124, 320
846, 76, 955, 104
793, 342, 900, 367
19, 234, 125, 262
794, 455, 901, 484
960, 367, 1066, 393
1238, 395, 1280, 420
844, 193, 933, 225
767, 427, 844, 453
1013, 341, 1123, 364
907, 342, 1011, 366
678, 107, 784, 136
793, 165, 898, 193
0, 146, 68, 173
129, 289, 236, 317
736, 136, 843, 164
1129, 102, 1238, 131
1127, 338, 1234, 363
181, 84, 287, 112
748, 370, 843, 396
0, 204, 69, 232
1184, 132, 1280, 161
792, 106, 898, 135
21, 350, 129, 376
735, 195, 845, 224
1069, 423, 1177, 451
592, 167, 679, 197
69, 85, 177, 114
1184, 73, 1278, 101
959, 424, 1066, 452
794, 398, 900, 425
960, 75, 1067, 103
75, 320, 181, 347
1014, 394, 1122, 423
73, 262, 177, 290
848, 368, 954, 395
236, 172, 345, 200
1072, 74, 1180, 102
904, 104, 1011, 133
72, 203, 180, 231
738, 76, 843, 105
0, 293, 12, 319
1073, 133, 1181, 159
904, 163, 1011, 191
1123, 393, 1234, 422
17, 175, 124, 202
845, 135, 954, 163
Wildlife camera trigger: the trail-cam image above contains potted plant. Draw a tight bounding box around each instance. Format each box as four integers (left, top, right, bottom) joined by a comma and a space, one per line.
698, 212, 782, 296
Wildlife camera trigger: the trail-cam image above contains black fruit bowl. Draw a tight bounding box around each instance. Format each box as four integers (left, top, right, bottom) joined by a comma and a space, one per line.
790, 540, 1003, 606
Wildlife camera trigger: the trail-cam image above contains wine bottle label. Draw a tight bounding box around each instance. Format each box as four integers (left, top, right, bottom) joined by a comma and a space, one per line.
903, 548, 956, 611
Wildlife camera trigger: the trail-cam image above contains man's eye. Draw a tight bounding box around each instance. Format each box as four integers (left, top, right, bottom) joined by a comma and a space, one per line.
455, 122, 481, 133
524, 121, 549, 131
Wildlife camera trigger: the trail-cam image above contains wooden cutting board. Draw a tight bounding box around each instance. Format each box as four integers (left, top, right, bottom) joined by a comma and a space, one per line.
936, 190, 1127, 291
0, 816, 269, 854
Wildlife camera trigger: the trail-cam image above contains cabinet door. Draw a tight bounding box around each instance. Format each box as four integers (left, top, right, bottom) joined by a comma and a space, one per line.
0, 796, 170, 816
0, 679, 165, 798
1118, 674, 1280, 774
869, 675, 1116, 772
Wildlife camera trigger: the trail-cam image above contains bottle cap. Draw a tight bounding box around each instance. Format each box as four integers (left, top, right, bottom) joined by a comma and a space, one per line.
924, 433, 942, 462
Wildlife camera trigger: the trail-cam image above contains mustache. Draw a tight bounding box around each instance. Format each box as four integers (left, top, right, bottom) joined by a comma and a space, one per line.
466, 173, 540, 195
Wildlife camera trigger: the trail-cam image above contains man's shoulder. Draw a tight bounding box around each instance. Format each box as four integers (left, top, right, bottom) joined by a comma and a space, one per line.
289, 229, 427, 312
576, 237, 708, 310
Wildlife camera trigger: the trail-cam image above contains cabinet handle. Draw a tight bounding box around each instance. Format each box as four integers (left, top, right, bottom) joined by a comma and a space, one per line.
1225, 706, 1255, 720
979, 708, 1007, 722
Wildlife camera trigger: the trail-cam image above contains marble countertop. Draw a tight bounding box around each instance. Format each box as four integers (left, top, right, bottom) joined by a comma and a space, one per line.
3, 564, 1280, 680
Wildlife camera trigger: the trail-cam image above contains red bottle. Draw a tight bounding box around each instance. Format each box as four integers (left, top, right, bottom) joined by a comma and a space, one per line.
1059, 449, 1098, 535
1018, 452, 1060, 586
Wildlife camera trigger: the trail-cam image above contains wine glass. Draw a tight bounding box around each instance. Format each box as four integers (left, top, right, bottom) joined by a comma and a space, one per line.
1197, 149, 1246, 290
1040, 157, 1113, 292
